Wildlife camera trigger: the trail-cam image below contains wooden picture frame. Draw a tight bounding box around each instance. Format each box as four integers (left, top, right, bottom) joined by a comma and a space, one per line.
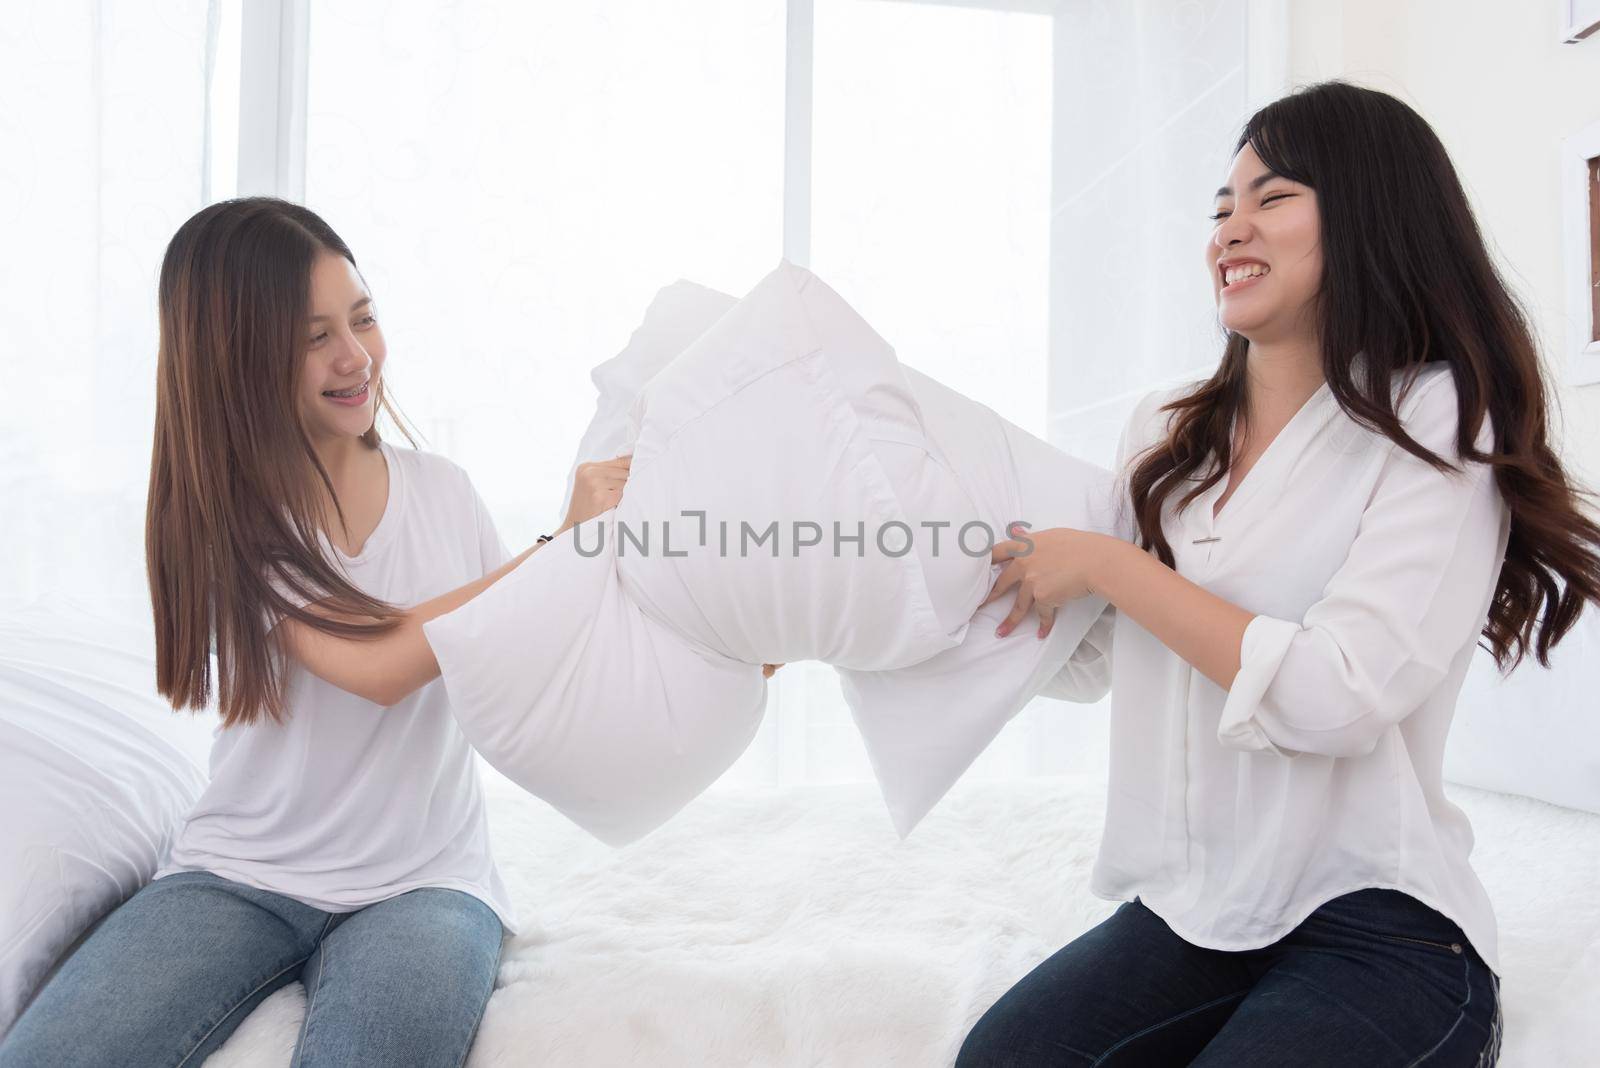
1562, 120, 1600, 384
1561, 0, 1600, 42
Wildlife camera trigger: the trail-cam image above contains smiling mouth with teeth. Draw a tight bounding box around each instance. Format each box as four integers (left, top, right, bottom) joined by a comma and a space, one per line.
1222, 263, 1270, 288
322, 381, 369, 399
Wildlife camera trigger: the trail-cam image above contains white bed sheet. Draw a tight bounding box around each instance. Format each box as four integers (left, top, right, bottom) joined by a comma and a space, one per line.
204, 770, 1600, 1067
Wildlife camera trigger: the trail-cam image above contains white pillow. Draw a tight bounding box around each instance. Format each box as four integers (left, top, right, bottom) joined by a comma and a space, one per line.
0, 601, 210, 1037
562, 279, 740, 520
1444, 604, 1600, 814
612, 260, 989, 670
425, 261, 1119, 843
836, 366, 1120, 832
0, 602, 217, 770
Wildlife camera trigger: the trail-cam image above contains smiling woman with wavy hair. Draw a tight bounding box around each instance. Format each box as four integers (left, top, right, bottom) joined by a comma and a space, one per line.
1127, 84, 1600, 676
962, 81, 1600, 1068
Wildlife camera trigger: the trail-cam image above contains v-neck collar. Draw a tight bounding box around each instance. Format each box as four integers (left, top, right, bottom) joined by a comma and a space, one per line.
1196, 378, 1337, 532
330, 442, 401, 564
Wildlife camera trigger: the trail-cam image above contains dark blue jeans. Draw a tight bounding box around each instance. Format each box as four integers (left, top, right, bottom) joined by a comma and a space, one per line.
957, 888, 1501, 1067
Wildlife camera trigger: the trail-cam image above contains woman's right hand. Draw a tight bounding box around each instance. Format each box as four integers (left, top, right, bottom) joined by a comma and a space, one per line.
558, 454, 632, 534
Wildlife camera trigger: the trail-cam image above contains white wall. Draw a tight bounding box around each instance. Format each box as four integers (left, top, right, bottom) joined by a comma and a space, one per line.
1286, 0, 1600, 490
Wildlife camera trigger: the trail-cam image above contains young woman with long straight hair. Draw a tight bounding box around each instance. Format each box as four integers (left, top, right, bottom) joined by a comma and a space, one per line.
0, 198, 629, 1067
959, 81, 1600, 1067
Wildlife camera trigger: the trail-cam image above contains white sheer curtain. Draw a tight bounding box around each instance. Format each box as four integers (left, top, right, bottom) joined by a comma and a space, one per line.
301, 0, 787, 544
1037, 0, 1263, 779
0, 0, 214, 616
754, 0, 1264, 787
1049, 0, 1260, 461
751, 0, 1054, 786
1, 0, 1268, 795
295, 0, 1264, 791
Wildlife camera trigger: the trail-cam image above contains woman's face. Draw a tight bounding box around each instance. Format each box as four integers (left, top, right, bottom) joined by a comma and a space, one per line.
299, 251, 386, 444
1206, 142, 1322, 343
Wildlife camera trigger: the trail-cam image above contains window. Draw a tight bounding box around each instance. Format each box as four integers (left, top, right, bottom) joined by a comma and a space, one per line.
302, 1, 786, 539
190, 0, 1265, 787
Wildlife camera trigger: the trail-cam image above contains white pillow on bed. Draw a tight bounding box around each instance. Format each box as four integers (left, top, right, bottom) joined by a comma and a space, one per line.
0, 602, 210, 1037
426, 261, 1120, 844
1444, 604, 1600, 815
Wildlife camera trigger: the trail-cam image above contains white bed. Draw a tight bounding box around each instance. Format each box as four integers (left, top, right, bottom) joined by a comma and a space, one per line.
196, 766, 1599, 1067
3, 598, 1595, 1065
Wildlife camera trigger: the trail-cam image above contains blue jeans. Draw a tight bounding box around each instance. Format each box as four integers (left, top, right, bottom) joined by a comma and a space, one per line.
0, 871, 504, 1068
957, 888, 1501, 1067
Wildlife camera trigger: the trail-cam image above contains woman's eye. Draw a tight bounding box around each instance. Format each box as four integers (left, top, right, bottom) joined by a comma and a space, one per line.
1209, 191, 1292, 220
354, 314, 376, 328
309, 331, 329, 346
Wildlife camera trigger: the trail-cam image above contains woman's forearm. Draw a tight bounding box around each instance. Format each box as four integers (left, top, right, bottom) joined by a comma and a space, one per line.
409, 537, 546, 626
281, 532, 558, 706
376, 531, 568, 700
1091, 538, 1252, 692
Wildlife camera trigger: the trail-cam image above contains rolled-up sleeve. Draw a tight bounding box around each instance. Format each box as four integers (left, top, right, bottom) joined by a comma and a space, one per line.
1217, 371, 1507, 758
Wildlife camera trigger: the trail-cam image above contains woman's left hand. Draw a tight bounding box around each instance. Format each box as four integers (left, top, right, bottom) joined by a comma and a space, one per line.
983, 527, 1116, 639
559, 454, 632, 535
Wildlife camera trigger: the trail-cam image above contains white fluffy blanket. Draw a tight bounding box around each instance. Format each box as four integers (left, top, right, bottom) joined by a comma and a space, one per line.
205, 771, 1599, 1067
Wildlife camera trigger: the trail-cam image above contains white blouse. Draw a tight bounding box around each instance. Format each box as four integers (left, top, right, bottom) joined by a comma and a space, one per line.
1046, 360, 1511, 972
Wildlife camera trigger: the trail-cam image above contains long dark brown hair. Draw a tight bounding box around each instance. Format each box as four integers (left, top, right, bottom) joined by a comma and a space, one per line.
146, 197, 414, 727
1127, 81, 1600, 673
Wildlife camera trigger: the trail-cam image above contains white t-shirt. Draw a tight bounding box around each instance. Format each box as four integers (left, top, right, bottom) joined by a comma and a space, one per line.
156, 442, 518, 933
1048, 361, 1509, 972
